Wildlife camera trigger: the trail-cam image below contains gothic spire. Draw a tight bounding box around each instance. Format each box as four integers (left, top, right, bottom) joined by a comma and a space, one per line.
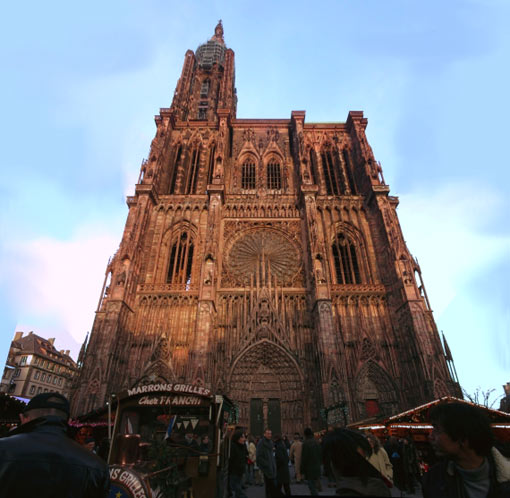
211, 20, 225, 45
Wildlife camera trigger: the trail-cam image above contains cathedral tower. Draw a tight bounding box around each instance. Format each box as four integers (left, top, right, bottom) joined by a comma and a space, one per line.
72, 23, 460, 432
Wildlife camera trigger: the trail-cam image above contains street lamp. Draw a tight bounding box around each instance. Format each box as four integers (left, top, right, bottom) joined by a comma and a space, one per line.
107, 393, 116, 441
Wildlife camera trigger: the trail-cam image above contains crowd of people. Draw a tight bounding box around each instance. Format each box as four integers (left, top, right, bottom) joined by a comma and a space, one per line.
228, 404, 510, 497
0, 392, 509, 497
228, 426, 396, 497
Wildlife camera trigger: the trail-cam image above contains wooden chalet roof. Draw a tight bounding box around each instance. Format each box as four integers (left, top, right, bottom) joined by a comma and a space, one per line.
384, 396, 510, 425
350, 397, 510, 433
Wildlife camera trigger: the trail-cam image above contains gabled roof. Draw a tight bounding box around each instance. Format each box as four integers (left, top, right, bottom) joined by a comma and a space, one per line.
12, 332, 77, 368
383, 396, 510, 425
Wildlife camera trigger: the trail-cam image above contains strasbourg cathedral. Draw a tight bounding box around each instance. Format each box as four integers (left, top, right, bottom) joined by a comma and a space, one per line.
71, 22, 460, 434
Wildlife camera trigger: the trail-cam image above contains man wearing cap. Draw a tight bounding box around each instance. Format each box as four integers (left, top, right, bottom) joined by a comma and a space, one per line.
0, 392, 110, 497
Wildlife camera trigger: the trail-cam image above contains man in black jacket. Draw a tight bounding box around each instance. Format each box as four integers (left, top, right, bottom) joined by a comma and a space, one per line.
301, 427, 323, 496
0, 392, 110, 498
423, 402, 510, 498
229, 430, 248, 498
256, 428, 282, 497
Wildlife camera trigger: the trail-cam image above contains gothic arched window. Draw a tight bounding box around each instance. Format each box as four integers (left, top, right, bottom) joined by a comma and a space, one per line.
241, 160, 256, 189
309, 149, 318, 185
200, 79, 210, 98
169, 146, 182, 194
266, 160, 281, 190
207, 145, 216, 184
197, 103, 208, 120
167, 230, 194, 285
332, 233, 361, 284
184, 146, 201, 194
342, 149, 357, 194
321, 148, 346, 195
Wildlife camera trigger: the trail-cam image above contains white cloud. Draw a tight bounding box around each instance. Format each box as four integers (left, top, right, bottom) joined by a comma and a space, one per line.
4, 224, 120, 356
397, 181, 509, 317
397, 181, 510, 394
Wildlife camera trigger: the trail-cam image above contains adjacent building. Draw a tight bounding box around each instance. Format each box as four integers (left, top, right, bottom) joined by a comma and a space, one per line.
72, 23, 460, 433
1, 331, 77, 399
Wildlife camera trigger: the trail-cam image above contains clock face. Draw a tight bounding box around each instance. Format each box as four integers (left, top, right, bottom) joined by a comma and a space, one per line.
225, 228, 301, 286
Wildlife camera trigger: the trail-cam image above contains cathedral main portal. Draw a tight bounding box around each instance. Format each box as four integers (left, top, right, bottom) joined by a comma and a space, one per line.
228, 340, 305, 436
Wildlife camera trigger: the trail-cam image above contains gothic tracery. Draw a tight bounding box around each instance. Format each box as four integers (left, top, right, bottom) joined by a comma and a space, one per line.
71, 24, 461, 429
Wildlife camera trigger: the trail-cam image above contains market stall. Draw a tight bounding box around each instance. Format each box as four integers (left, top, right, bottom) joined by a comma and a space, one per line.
352, 396, 510, 444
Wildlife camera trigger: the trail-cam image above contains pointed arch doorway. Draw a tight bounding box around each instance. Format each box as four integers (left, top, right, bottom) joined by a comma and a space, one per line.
228, 340, 306, 437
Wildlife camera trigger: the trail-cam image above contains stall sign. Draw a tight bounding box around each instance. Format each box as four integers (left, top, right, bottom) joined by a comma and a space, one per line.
109, 465, 150, 498
127, 383, 211, 398
137, 394, 207, 407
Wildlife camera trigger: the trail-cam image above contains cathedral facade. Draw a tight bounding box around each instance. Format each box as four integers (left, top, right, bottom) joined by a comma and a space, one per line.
71, 23, 460, 434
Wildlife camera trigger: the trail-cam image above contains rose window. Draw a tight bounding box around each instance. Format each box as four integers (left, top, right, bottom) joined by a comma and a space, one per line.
226, 229, 301, 286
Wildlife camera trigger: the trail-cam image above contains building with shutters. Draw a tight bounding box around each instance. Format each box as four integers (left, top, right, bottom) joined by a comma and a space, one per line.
1, 331, 77, 399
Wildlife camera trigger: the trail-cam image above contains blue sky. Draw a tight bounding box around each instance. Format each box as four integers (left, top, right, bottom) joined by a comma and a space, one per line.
1, 0, 508, 401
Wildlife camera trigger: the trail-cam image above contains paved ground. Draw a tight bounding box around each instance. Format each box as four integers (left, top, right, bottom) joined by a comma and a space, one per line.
245, 469, 424, 497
